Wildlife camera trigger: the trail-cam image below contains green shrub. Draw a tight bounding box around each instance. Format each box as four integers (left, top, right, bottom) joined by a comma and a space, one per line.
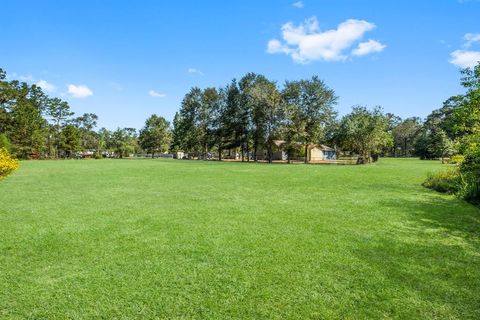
460, 175, 480, 204
94, 153, 103, 159
422, 169, 463, 194
459, 147, 480, 203
449, 154, 465, 164
424, 146, 480, 204
0, 134, 11, 152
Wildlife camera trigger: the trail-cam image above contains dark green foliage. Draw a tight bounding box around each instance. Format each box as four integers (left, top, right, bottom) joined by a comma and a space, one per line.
139, 115, 172, 157
0, 68, 100, 159
59, 124, 81, 157
174, 73, 338, 163
335, 106, 392, 163
175, 87, 204, 156
74, 113, 99, 150
248, 77, 283, 163
414, 119, 455, 160
3, 81, 48, 158
0, 133, 11, 151
219, 80, 243, 152
283, 76, 337, 163
392, 117, 422, 157
459, 144, 480, 203
238, 73, 271, 160
110, 128, 138, 158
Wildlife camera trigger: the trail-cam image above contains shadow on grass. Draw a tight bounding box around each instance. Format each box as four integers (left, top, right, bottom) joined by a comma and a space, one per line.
349, 194, 480, 318
391, 193, 479, 241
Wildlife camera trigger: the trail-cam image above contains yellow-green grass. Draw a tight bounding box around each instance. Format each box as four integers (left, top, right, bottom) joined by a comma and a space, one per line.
0, 158, 479, 319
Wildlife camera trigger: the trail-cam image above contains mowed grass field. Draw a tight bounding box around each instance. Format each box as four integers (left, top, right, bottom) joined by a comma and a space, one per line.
0, 159, 479, 319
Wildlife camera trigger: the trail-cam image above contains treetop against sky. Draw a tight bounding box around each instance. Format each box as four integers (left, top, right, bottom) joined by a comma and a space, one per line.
1, 0, 479, 129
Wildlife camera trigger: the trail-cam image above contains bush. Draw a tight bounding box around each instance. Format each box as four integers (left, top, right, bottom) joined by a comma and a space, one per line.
423, 146, 480, 204
461, 175, 480, 204
0, 148, 19, 179
422, 169, 463, 194
0, 134, 11, 152
459, 147, 480, 203
449, 154, 465, 164
94, 153, 103, 159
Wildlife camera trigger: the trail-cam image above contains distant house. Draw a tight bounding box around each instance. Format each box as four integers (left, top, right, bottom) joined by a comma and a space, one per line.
256, 140, 336, 161
308, 144, 336, 161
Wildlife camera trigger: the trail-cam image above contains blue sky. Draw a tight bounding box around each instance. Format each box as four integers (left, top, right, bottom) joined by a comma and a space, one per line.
1, 0, 480, 129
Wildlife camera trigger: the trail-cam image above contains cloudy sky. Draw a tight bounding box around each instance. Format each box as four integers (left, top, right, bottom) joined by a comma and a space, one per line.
1, 0, 479, 129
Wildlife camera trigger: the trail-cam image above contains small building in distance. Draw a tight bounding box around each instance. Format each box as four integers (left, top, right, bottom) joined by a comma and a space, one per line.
308, 144, 336, 161
256, 140, 336, 161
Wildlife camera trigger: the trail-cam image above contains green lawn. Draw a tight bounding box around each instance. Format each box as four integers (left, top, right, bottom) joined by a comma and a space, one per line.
0, 158, 479, 319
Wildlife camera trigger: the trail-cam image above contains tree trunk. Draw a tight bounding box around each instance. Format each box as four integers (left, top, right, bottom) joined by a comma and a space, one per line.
218, 148, 222, 161
304, 143, 308, 164
151, 151, 155, 159
267, 142, 272, 163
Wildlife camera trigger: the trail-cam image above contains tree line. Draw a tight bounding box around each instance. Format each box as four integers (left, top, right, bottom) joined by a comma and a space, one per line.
171, 74, 340, 163
1, 66, 478, 167
0, 68, 168, 159
169, 72, 431, 163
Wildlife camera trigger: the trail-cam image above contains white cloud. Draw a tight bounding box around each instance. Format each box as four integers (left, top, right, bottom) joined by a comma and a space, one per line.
148, 90, 166, 97
352, 39, 386, 56
266, 17, 385, 63
36, 80, 56, 93
293, 1, 304, 8
188, 68, 204, 75
67, 84, 93, 98
267, 39, 294, 56
449, 33, 480, 68
450, 50, 480, 68
464, 33, 480, 48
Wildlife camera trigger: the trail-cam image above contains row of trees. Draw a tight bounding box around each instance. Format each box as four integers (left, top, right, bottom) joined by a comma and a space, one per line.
0, 66, 406, 162
0, 68, 100, 158
171, 73, 402, 163
172, 74, 339, 162
0, 68, 174, 159
2, 65, 477, 165
171, 68, 480, 164
0, 66, 431, 163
